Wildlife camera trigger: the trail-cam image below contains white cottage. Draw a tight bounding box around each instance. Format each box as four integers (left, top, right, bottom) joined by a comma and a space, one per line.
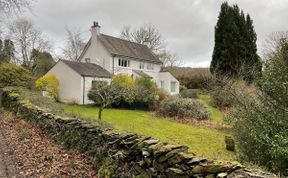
47, 22, 179, 104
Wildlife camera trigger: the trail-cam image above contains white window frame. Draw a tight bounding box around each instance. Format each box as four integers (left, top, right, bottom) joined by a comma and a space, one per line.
170, 81, 176, 92
139, 62, 145, 69
146, 63, 154, 70
118, 58, 130, 67
160, 80, 165, 89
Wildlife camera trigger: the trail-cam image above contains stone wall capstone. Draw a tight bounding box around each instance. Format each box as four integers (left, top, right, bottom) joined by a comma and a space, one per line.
0, 87, 278, 178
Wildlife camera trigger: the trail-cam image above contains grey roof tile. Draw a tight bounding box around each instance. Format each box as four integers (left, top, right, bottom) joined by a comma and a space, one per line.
62, 60, 112, 78
99, 34, 162, 64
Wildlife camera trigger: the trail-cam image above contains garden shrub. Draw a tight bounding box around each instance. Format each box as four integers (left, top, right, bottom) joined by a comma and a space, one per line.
180, 89, 200, 99
227, 39, 288, 176
0, 63, 32, 88
135, 76, 159, 107
150, 90, 169, 111
110, 76, 159, 110
185, 73, 214, 89
158, 97, 211, 120
35, 74, 59, 101
112, 73, 135, 88
210, 89, 235, 108
165, 67, 214, 89
111, 74, 136, 104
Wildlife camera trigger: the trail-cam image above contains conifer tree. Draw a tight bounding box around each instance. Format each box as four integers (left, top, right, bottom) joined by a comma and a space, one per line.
211, 2, 261, 81
0, 39, 15, 63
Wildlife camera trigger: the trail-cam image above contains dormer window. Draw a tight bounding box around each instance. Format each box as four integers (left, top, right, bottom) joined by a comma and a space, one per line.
139, 62, 145, 69
118, 59, 130, 67
85, 58, 91, 63
147, 63, 154, 70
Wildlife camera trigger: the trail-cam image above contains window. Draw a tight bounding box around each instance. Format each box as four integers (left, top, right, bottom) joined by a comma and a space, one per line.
118, 58, 130, 67
170, 81, 176, 92
139, 62, 145, 69
146, 63, 154, 70
160, 81, 165, 89
85, 58, 91, 63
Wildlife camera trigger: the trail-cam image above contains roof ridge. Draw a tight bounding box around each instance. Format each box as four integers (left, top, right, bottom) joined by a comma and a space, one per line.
61, 60, 112, 78
100, 33, 149, 47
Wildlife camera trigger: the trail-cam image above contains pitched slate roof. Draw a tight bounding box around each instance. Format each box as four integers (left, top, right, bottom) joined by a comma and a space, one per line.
99, 34, 162, 64
132, 70, 152, 79
62, 60, 112, 78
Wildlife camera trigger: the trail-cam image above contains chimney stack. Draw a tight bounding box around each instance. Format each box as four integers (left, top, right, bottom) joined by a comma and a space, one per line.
143, 38, 150, 47
91, 21, 100, 36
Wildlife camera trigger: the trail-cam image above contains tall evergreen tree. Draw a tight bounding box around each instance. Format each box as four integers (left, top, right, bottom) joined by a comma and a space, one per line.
31, 49, 55, 78
0, 39, 15, 63
211, 2, 261, 81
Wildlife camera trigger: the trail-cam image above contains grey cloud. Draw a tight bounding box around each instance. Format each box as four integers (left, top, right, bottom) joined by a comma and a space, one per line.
23, 0, 288, 66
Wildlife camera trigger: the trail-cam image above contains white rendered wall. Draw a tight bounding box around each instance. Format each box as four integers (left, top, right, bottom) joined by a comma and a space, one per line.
46, 61, 82, 104
113, 56, 161, 81
158, 72, 180, 95
82, 77, 112, 104
80, 34, 113, 73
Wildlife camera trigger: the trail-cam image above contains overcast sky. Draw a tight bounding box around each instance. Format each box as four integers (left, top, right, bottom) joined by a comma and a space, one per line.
22, 0, 288, 67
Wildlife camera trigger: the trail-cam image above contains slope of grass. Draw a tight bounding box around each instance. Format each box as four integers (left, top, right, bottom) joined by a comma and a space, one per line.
64, 105, 235, 161
198, 94, 223, 124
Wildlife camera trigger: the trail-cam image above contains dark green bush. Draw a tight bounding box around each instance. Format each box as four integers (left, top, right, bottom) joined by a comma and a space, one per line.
180, 89, 200, 99
185, 74, 214, 89
0, 63, 32, 88
228, 39, 288, 176
158, 97, 211, 120
210, 89, 235, 108
114, 77, 160, 110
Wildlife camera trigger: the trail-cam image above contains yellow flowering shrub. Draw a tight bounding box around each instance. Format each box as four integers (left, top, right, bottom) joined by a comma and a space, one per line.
112, 73, 135, 88
35, 74, 59, 101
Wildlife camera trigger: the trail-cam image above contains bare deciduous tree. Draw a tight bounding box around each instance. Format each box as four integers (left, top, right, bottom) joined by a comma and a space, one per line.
8, 18, 51, 67
157, 50, 183, 68
0, 0, 31, 15
261, 31, 288, 61
120, 24, 165, 53
120, 23, 183, 67
62, 27, 86, 62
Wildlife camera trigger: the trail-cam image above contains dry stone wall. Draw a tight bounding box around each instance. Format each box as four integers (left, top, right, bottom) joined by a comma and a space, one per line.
0, 87, 277, 178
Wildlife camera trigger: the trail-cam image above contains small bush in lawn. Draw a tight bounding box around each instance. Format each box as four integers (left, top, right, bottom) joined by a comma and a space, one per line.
180, 89, 200, 99
158, 97, 211, 120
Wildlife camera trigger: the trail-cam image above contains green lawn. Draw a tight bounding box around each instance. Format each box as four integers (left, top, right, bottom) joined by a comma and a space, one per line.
64, 104, 235, 161
198, 94, 223, 124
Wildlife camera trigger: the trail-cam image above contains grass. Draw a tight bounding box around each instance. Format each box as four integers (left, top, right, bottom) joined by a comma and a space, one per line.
10, 87, 234, 161
64, 104, 235, 161
198, 94, 223, 124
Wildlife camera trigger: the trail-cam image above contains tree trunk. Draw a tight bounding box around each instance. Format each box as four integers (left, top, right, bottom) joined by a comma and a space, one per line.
98, 107, 103, 120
